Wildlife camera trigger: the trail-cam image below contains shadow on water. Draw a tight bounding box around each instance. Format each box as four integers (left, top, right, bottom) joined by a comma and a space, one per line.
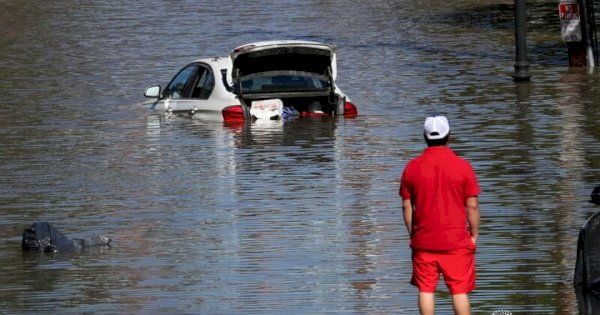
441, 2, 560, 31
340, 1, 569, 71
3, 245, 115, 312
439, 1, 568, 65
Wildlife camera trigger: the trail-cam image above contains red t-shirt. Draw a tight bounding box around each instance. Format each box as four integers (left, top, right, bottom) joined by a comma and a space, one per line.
399, 146, 480, 251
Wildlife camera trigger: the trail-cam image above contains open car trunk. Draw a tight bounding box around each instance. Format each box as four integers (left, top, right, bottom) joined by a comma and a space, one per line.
230, 41, 344, 117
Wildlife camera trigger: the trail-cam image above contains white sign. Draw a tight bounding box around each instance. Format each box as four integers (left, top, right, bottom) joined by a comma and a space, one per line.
559, 2, 582, 42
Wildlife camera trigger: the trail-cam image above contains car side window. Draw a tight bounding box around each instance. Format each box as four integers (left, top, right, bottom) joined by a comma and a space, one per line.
162, 65, 199, 100
190, 65, 214, 99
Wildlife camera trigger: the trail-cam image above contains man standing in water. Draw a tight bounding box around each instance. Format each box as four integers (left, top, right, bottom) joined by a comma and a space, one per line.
399, 115, 480, 315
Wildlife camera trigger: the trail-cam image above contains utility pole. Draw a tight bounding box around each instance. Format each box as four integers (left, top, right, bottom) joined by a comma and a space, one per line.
513, 0, 531, 81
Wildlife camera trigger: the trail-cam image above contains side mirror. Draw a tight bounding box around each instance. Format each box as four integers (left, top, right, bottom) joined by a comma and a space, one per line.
144, 85, 161, 98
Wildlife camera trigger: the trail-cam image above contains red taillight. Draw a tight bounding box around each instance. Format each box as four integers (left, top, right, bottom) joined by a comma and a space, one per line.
222, 105, 245, 121
343, 101, 358, 117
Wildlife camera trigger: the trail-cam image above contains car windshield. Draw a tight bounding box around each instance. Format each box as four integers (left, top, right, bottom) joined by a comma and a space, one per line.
240, 73, 329, 94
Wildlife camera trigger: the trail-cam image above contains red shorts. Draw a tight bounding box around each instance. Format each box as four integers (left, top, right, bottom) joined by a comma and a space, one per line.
411, 244, 476, 294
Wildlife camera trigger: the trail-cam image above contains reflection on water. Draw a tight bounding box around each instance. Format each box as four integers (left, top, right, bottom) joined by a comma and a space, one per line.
1, 0, 600, 313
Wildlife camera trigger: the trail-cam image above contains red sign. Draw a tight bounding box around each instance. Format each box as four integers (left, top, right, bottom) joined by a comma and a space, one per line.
559, 3, 580, 20
559, 2, 582, 42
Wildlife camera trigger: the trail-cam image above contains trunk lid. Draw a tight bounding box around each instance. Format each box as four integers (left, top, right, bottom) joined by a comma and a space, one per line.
229, 41, 338, 100
230, 40, 337, 80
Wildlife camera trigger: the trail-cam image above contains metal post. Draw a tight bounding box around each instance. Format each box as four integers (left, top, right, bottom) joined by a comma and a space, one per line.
579, 0, 595, 68
513, 0, 531, 81
562, 0, 593, 67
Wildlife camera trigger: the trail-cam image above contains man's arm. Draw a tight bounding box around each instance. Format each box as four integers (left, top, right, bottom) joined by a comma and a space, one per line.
466, 196, 480, 244
403, 199, 414, 237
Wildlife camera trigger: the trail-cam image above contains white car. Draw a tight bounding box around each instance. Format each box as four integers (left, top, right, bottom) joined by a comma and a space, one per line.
144, 40, 357, 122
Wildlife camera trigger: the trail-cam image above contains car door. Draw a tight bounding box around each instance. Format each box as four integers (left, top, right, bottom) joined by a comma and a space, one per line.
159, 63, 215, 114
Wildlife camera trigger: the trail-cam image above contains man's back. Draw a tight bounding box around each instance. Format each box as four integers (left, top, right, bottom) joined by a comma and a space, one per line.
400, 146, 479, 251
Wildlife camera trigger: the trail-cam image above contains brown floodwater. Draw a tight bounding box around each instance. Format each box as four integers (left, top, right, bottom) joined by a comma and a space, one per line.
1, 0, 599, 313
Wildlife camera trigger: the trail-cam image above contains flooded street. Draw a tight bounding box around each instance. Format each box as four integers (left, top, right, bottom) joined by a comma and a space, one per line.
1, 0, 599, 313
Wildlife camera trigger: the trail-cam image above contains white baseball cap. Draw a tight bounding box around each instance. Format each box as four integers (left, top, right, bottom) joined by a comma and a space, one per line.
424, 115, 450, 140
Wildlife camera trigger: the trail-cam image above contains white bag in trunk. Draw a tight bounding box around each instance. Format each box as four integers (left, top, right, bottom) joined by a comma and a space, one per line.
250, 99, 283, 121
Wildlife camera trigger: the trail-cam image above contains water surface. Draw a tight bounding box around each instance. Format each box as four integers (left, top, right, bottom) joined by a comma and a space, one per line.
1, 0, 599, 313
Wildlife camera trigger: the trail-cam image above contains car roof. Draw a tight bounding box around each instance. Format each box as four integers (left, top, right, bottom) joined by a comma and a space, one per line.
188, 56, 231, 68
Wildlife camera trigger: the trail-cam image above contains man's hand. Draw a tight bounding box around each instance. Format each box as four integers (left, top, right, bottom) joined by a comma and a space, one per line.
466, 196, 480, 245
402, 199, 414, 237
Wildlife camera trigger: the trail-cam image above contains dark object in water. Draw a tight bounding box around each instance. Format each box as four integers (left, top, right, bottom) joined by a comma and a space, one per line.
575, 186, 600, 289
575, 186, 600, 314
591, 185, 600, 205
22, 222, 111, 252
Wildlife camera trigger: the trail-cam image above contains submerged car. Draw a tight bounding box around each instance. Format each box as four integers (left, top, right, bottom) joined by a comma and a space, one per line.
144, 40, 357, 122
